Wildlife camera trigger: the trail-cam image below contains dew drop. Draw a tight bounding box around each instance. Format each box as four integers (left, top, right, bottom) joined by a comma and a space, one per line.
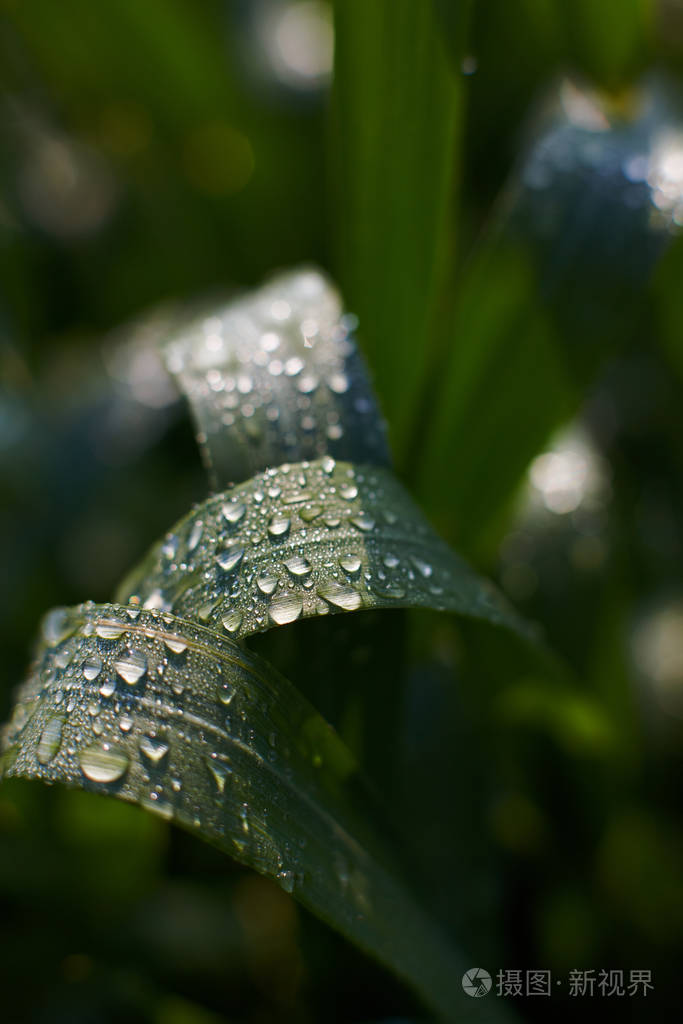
187, 519, 203, 552
329, 372, 350, 394
284, 555, 311, 577
317, 582, 363, 611
163, 636, 188, 655
206, 757, 231, 794
113, 648, 147, 686
268, 515, 290, 539
257, 573, 279, 596
42, 608, 75, 647
218, 681, 235, 706
300, 504, 323, 522
221, 609, 243, 634
119, 714, 134, 733
99, 677, 116, 698
383, 553, 400, 569
143, 590, 172, 612
277, 869, 295, 893
340, 484, 358, 501
269, 593, 303, 625
410, 556, 433, 578
96, 620, 126, 640
36, 717, 63, 764
222, 501, 246, 526
215, 544, 245, 572
339, 553, 362, 574
140, 734, 169, 766
321, 455, 336, 475
350, 513, 375, 533
79, 743, 129, 783
82, 654, 103, 681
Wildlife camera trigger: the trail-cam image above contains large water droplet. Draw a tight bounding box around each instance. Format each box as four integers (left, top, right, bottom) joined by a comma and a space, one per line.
82, 654, 103, 681
300, 504, 323, 522
257, 573, 279, 596
340, 484, 358, 501
206, 757, 231, 794
36, 717, 63, 764
284, 555, 311, 577
42, 608, 74, 647
339, 553, 362, 574
139, 734, 169, 766
215, 544, 245, 572
350, 513, 375, 532
113, 648, 147, 686
268, 515, 290, 539
317, 582, 363, 611
222, 501, 246, 526
99, 677, 116, 698
163, 636, 188, 655
79, 743, 129, 783
187, 519, 203, 552
269, 593, 303, 625
96, 619, 126, 640
221, 609, 243, 634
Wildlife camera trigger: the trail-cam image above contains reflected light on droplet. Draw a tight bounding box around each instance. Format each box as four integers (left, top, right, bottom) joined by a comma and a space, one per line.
632, 600, 683, 718
647, 129, 683, 223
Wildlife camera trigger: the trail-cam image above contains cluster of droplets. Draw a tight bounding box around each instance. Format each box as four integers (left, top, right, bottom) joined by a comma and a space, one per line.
2, 603, 382, 899
116, 457, 508, 641
162, 269, 389, 489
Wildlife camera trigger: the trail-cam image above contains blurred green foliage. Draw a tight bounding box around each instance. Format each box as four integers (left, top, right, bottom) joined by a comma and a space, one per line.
2, 1, 683, 1022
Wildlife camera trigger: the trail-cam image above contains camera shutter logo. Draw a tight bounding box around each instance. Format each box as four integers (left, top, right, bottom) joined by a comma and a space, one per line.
462, 967, 492, 997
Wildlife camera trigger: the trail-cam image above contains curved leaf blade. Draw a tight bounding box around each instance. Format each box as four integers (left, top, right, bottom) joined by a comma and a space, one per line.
116, 457, 530, 641
2, 602, 481, 1022
162, 268, 390, 490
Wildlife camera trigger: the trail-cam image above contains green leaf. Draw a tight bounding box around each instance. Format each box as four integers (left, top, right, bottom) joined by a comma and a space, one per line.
417, 76, 683, 557
330, 0, 463, 456
1, 602, 492, 1022
161, 268, 390, 490
116, 456, 529, 642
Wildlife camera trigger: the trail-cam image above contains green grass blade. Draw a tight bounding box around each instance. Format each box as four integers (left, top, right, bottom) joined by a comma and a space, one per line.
116, 456, 530, 642
330, 0, 463, 457
1, 602, 499, 1022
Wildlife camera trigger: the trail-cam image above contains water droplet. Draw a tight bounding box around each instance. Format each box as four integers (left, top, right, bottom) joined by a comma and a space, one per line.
222, 501, 246, 526
187, 519, 203, 552
139, 734, 169, 765
410, 556, 433, 578
96, 620, 126, 640
162, 534, 179, 560
221, 609, 243, 634
36, 717, 63, 764
163, 636, 187, 655
383, 553, 400, 569
277, 869, 295, 893
268, 515, 290, 538
206, 757, 231, 794
371, 583, 406, 600
340, 484, 358, 501
300, 504, 323, 522
323, 514, 341, 528
329, 372, 350, 394
99, 677, 116, 698
269, 593, 303, 625
143, 590, 172, 612
113, 648, 147, 686
321, 455, 336, 475
284, 555, 311, 577
217, 681, 235, 706
339, 553, 362, 574
82, 654, 103, 681
215, 544, 245, 572
240, 803, 250, 833
42, 608, 75, 647
317, 582, 363, 611
119, 714, 134, 733
350, 514, 375, 532
257, 573, 279, 596
79, 743, 129, 783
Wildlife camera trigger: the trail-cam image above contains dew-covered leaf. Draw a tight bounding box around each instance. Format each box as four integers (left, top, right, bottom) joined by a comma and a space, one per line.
116, 457, 530, 642
1, 602, 480, 1022
162, 268, 390, 489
